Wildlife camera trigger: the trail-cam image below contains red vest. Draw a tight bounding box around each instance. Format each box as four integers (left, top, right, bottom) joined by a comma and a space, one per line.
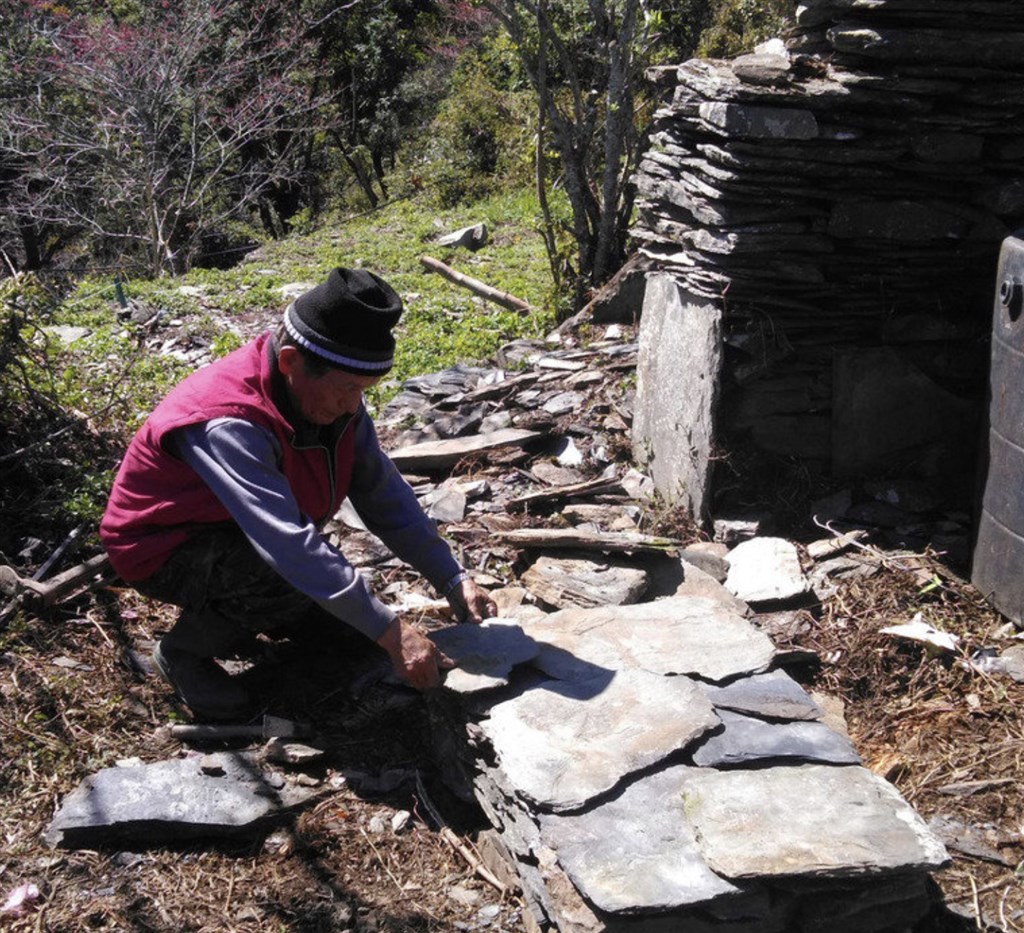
100, 333, 357, 581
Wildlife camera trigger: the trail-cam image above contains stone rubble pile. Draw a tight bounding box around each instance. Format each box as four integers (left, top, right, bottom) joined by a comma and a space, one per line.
355, 331, 955, 932
629, 0, 1024, 478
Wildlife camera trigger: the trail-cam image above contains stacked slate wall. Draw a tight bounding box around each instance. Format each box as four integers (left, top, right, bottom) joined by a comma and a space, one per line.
630, 0, 1024, 517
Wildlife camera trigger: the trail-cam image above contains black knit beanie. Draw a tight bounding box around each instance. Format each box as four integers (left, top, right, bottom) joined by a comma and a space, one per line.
283, 267, 403, 374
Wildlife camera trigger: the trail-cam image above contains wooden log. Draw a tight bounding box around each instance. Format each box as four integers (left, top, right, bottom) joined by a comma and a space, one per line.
507, 476, 625, 512
420, 255, 534, 314
495, 528, 681, 555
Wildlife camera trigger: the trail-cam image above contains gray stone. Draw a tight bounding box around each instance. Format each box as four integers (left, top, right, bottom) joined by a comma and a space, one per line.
633, 275, 722, 523
698, 102, 819, 140
430, 620, 541, 693
673, 560, 750, 616
526, 596, 775, 683
725, 537, 809, 604
713, 516, 767, 546
679, 544, 729, 582
521, 556, 649, 610
691, 709, 861, 767
388, 429, 543, 471
436, 222, 488, 250
700, 669, 824, 721
828, 199, 970, 241
832, 347, 974, 479
45, 325, 92, 346
45, 753, 320, 848
538, 765, 747, 912
420, 486, 467, 523
682, 764, 950, 879
480, 670, 719, 811
542, 391, 584, 416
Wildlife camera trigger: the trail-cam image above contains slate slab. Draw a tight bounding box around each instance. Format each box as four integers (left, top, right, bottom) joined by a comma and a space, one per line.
521, 555, 649, 609
699, 669, 824, 721
430, 620, 541, 693
725, 537, 809, 604
691, 709, 861, 767
388, 429, 543, 471
538, 765, 750, 913
45, 753, 320, 848
682, 764, 950, 879
525, 596, 775, 683
480, 669, 719, 811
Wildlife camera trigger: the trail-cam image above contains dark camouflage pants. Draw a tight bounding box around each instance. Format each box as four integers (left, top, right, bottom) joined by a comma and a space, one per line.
133, 525, 316, 657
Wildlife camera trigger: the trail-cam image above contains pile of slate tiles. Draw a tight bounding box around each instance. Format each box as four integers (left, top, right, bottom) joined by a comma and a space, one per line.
427, 597, 948, 933
362, 334, 953, 933
633, 0, 1024, 336
630, 0, 1024, 469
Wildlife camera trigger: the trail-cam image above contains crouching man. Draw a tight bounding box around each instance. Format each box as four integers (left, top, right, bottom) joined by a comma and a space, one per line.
100, 266, 495, 720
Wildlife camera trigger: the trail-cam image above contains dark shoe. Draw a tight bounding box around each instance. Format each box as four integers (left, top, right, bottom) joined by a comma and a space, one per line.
153, 640, 252, 722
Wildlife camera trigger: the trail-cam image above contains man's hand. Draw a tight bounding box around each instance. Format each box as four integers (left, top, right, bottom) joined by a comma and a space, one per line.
447, 577, 497, 624
376, 617, 454, 690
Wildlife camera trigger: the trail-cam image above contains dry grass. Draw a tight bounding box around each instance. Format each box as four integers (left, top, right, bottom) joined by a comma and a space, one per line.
803, 559, 1024, 931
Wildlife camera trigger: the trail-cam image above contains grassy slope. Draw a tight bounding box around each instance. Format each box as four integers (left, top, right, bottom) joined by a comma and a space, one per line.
36, 189, 559, 526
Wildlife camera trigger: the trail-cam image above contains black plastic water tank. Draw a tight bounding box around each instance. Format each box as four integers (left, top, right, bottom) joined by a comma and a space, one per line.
972, 230, 1024, 624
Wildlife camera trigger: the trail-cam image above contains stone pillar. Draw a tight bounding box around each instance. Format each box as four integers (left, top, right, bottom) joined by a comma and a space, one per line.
632, 274, 722, 523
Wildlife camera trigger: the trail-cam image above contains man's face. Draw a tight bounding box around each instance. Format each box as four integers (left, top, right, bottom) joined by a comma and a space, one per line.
278, 346, 383, 424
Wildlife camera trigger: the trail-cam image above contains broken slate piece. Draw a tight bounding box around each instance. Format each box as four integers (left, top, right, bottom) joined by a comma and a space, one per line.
526, 597, 775, 683
388, 429, 543, 471
542, 392, 584, 416
521, 556, 648, 610
725, 537, 809, 604
699, 669, 824, 721
430, 620, 541, 693
480, 669, 719, 811
539, 764, 750, 913
44, 752, 320, 848
682, 764, 949, 879
691, 709, 861, 768
420, 486, 467, 522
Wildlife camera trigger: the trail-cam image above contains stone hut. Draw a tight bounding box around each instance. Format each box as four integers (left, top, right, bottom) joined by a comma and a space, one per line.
630, 0, 1024, 523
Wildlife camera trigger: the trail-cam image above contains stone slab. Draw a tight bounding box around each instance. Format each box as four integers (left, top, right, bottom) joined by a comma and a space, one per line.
691, 709, 861, 767
725, 537, 810, 604
682, 764, 950, 879
430, 620, 541, 693
480, 670, 719, 811
526, 597, 775, 683
632, 275, 722, 522
699, 669, 824, 721
45, 753, 319, 848
521, 555, 649, 610
538, 765, 749, 913
388, 429, 543, 471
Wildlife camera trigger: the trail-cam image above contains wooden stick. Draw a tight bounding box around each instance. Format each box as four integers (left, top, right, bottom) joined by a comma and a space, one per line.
415, 771, 512, 895
420, 255, 534, 314
496, 527, 681, 555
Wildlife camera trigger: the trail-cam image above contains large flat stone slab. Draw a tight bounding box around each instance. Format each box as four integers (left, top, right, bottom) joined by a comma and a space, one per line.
538, 765, 751, 914
525, 597, 775, 683
691, 710, 861, 767
699, 669, 824, 721
682, 764, 950, 879
480, 670, 719, 812
45, 753, 320, 848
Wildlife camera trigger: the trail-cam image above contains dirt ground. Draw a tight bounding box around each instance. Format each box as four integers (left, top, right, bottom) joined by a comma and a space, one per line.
1, 331, 1022, 931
